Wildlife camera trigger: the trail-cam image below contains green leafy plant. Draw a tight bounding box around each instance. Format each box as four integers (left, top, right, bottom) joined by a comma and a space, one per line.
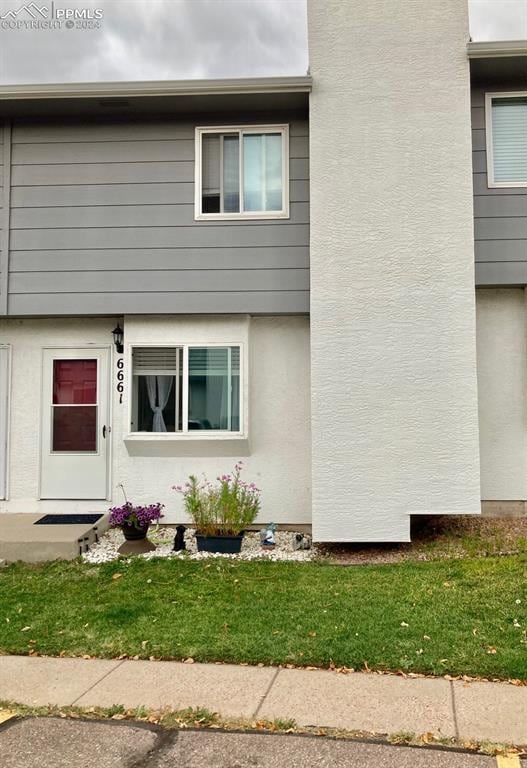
173, 462, 260, 536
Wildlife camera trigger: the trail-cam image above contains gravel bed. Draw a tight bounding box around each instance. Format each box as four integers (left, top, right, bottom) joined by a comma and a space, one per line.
83, 526, 317, 564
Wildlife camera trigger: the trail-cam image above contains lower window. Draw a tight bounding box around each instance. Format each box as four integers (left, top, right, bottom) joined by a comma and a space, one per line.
131, 345, 241, 434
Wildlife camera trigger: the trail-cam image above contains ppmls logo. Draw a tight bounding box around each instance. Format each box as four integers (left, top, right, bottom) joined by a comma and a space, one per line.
0, 2, 104, 29
0, 3, 48, 19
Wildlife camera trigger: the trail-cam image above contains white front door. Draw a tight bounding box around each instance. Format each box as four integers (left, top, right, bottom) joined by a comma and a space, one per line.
40, 348, 110, 500
0, 346, 9, 500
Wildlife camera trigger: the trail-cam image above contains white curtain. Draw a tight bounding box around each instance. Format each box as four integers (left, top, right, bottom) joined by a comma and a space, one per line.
145, 375, 173, 432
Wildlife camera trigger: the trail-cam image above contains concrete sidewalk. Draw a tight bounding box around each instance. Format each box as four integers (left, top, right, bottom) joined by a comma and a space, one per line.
0, 655, 526, 746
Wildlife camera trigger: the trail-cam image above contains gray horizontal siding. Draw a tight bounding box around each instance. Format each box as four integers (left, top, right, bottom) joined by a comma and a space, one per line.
11, 224, 308, 250
474, 196, 527, 217
11, 136, 309, 164
11, 158, 309, 186
10, 180, 310, 207
10, 201, 309, 229
11, 118, 309, 143
9, 268, 309, 294
8, 114, 309, 314
10, 246, 309, 272
475, 240, 527, 262
475, 217, 527, 240
8, 290, 309, 315
475, 261, 527, 285
472, 84, 527, 286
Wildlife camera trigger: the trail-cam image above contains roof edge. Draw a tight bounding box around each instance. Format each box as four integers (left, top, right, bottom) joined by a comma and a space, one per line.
468, 40, 527, 58
0, 75, 312, 101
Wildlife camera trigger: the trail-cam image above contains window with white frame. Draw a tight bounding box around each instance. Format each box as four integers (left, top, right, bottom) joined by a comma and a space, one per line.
195, 125, 289, 218
131, 345, 241, 434
486, 93, 527, 187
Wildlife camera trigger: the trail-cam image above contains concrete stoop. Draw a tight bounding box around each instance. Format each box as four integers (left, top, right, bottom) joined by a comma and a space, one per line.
0, 513, 109, 563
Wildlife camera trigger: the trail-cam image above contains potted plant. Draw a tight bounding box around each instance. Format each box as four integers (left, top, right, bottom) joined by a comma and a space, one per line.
109, 485, 164, 553
174, 462, 260, 554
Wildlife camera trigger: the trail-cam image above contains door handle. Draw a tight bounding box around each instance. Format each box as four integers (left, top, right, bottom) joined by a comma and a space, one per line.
102, 425, 107, 439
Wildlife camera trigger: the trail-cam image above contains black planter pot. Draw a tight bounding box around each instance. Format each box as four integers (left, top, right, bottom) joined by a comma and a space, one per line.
122, 522, 149, 541
196, 533, 244, 554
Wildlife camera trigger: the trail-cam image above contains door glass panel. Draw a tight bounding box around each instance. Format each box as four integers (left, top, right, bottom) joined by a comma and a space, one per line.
51, 359, 98, 452
53, 360, 97, 404
52, 406, 97, 452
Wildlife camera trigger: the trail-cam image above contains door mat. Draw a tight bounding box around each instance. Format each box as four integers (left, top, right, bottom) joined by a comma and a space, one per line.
34, 514, 104, 525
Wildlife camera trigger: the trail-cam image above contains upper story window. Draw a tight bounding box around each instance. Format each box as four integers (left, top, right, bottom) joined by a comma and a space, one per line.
130, 345, 241, 435
195, 125, 289, 219
486, 93, 527, 187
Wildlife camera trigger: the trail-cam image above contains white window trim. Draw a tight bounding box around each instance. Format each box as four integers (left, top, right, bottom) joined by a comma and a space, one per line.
127, 341, 244, 439
485, 91, 527, 188
194, 124, 290, 220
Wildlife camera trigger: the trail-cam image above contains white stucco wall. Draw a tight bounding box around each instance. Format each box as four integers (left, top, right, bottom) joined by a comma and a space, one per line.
308, 0, 481, 541
0, 315, 312, 524
0, 317, 118, 512
476, 289, 527, 500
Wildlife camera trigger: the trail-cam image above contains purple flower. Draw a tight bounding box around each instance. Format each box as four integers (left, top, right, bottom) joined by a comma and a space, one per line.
109, 501, 164, 529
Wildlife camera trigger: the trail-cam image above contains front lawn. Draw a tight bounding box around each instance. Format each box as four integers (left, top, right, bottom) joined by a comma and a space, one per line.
1, 555, 526, 679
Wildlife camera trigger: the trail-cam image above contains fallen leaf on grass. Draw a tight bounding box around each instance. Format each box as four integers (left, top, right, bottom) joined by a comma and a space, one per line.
20, 626, 31, 632
487, 646, 497, 655
184, 657, 195, 664
112, 573, 123, 581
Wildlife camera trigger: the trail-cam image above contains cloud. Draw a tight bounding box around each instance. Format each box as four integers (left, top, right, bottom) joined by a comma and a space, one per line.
469, 0, 527, 40
0, 0, 525, 85
0, 0, 308, 84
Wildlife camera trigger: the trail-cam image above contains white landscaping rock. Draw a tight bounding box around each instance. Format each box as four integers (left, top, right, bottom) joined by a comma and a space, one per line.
82, 526, 317, 565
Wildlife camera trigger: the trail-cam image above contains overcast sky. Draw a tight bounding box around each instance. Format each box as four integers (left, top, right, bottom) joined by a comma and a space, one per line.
0, 0, 525, 85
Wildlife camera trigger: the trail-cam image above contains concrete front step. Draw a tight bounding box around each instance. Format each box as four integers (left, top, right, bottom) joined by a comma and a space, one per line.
0, 513, 109, 563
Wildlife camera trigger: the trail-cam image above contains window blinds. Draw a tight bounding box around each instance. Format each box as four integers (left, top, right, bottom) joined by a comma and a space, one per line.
188, 347, 240, 377
132, 347, 240, 376
491, 97, 527, 183
132, 347, 181, 375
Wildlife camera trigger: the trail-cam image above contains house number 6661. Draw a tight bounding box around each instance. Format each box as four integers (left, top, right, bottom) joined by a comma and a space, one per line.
117, 358, 124, 403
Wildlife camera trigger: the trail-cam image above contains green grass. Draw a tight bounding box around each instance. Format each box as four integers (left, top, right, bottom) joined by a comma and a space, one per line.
1, 555, 526, 679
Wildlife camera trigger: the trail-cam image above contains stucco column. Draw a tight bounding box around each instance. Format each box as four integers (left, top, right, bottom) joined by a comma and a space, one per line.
308, 0, 481, 540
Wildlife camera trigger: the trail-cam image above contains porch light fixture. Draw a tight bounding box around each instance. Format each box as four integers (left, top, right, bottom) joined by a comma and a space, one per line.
112, 324, 124, 354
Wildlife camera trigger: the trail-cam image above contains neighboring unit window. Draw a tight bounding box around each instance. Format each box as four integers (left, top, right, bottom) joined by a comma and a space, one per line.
488, 94, 527, 186
197, 126, 288, 217
131, 346, 240, 433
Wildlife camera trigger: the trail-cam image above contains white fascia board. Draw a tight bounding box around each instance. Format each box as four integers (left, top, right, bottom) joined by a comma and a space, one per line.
468, 40, 527, 58
0, 76, 312, 102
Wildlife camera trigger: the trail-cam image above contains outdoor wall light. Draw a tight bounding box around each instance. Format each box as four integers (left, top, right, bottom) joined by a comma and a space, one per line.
112, 324, 124, 354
